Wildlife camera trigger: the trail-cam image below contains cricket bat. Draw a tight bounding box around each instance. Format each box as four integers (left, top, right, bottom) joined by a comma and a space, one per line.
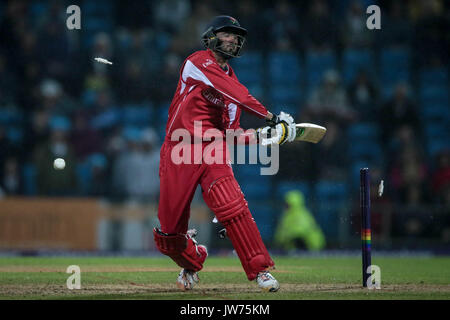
295, 123, 327, 143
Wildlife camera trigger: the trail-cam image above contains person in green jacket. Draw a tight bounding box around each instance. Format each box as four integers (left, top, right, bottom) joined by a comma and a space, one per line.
274, 190, 326, 251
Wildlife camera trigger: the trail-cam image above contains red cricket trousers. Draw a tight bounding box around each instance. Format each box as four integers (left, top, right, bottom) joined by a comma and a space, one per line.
157, 138, 274, 280
158, 139, 233, 234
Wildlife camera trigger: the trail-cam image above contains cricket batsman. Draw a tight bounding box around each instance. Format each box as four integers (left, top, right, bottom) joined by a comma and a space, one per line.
153, 15, 297, 292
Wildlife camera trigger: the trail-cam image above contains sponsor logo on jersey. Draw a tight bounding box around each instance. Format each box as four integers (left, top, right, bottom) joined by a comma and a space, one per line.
202, 59, 214, 68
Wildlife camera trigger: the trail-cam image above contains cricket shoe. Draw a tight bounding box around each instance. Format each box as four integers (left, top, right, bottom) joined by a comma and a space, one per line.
256, 271, 280, 292
176, 269, 199, 291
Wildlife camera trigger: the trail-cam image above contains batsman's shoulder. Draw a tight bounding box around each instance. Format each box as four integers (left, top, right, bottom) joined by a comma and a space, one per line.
187, 50, 215, 69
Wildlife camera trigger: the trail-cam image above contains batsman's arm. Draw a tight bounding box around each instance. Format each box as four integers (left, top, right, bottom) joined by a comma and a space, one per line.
186, 57, 269, 118
265, 112, 274, 121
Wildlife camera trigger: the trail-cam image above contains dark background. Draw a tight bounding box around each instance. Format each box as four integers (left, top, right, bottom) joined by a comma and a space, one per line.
0, 0, 449, 251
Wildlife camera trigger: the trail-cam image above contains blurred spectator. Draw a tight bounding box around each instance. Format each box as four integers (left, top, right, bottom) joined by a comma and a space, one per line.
304, 70, 357, 124
36, 17, 70, 81
34, 0, 67, 30
128, 31, 161, 73
171, 2, 217, 56
114, 30, 162, 100
301, 0, 338, 51
16, 32, 41, 111
39, 78, 77, 116
153, 0, 191, 34
34, 121, 78, 196
411, 0, 450, 66
111, 128, 160, 202
390, 145, 431, 205
88, 33, 114, 76
269, 0, 300, 51
83, 33, 114, 95
312, 120, 349, 181
236, 0, 270, 51
274, 190, 325, 251
378, 1, 413, 47
154, 53, 183, 104
0, 156, 23, 196
0, 54, 17, 106
347, 69, 378, 121
116, 60, 150, 104
378, 83, 421, 147
431, 151, 450, 205
88, 153, 109, 197
0, 0, 448, 249
387, 125, 423, 164
0, 125, 19, 171
90, 89, 121, 134
340, 0, 374, 49
70, 111, 103, 161
0, 1, 28, 73
116, 0, 153, 30
276, 142, 315, 182
21, 109, 51, 159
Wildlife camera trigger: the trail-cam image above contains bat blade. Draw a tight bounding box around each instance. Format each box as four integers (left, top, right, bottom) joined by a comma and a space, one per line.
295, 123, 327, 143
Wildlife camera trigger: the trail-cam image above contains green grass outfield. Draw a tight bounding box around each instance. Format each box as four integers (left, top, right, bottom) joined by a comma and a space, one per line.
0, 255, 449, 300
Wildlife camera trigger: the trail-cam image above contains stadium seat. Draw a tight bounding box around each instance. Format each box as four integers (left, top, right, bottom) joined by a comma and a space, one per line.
234, 68, 263, 86
347, 123, 383, 163
420, 104, 450, 123
83, 0, 114, 16
341, 48, 375, 84
122, 104, 153, 127
81, 89, 98, 107
347, 123, 380, 141
427, 139, 450, 157
239, 179, 272, 200
380, 84, 396, 101
75, 153, 108, 196
246, 83, 264, 99
305, 50, 337, 88
247, 203, 276, 242
419, 67, 449, 87
76, 161, 92, 196
122, 126, 142, 142
314, 181, 349, 239
348, 141, 383, 164
269, 104, 299, 118
29, 1, 48, 22
269, 84, 302, 107
49, 116, 72, 131
232, 51, 264, 86
7, 126, 23, 144
419, 85, 449, 105
90, 107, 121, 129
234, 163, 269, 179
380, 47, 411, 84
315, 181, 348, 203
268, 51, 302, 84
154, 31, 171, 52
157, 102, 170, 122
424, 124, 449, 140
156, 124, 167, 144
0, 109, 23, 125
22, 163, 37, 196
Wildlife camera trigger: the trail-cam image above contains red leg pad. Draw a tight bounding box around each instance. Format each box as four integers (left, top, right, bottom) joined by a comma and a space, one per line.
153, 228, 207, 272
204, 176, 274, 280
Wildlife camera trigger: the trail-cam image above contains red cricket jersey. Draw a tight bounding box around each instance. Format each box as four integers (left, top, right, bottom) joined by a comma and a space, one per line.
165, 49, 269, 142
